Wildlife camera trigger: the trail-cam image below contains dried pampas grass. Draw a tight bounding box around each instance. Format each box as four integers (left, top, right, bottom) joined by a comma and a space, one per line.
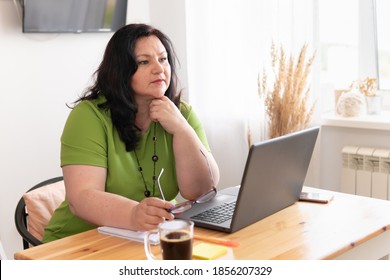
259, 43, 316, 139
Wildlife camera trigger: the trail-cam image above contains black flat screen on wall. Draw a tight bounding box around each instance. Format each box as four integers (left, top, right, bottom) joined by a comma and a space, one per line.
21, 0, 128, 33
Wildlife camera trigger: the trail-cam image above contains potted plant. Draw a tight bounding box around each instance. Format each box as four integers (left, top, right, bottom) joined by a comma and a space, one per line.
358, 77, 382, 115
258, 43, 316, 139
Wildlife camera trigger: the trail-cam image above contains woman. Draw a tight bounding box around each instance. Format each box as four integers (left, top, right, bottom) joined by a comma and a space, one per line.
43, 23, 220, 242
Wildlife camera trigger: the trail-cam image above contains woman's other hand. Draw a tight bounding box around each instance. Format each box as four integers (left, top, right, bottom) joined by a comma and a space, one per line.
131, 197, 174, 231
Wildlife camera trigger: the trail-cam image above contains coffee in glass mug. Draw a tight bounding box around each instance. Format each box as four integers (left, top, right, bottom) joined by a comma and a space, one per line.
144, 220, 194, 260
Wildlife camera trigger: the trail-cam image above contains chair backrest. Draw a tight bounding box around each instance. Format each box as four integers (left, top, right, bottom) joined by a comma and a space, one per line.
14, 176, 65, 249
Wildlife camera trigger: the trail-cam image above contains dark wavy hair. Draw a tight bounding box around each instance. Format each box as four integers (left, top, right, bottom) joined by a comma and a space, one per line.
74, 23, 182, 151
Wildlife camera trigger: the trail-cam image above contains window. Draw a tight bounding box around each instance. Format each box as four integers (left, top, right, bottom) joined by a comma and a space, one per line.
375, 0, 390, 90
318, 0, 390, 111
186, 0, 387, 122
319, 0, 359, 89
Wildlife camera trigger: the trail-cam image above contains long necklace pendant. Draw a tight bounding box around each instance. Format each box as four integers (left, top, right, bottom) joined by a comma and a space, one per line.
134, 122, 158, 198
144, 190, 151, 197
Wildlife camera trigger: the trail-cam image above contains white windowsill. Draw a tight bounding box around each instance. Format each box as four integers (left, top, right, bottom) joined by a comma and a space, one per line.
321, 110, 390, 131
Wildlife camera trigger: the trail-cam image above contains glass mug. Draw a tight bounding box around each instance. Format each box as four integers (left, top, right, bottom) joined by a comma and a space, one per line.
144, 220, 194, 260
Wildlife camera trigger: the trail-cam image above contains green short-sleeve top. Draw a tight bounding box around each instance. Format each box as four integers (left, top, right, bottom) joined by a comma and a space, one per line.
43, 96, 210, 242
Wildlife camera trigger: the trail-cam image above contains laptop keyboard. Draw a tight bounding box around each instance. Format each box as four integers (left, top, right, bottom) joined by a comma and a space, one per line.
190, 201, 236, 224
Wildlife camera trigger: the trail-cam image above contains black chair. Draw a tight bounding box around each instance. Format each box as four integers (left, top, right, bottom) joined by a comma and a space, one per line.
14, 176, 63, 249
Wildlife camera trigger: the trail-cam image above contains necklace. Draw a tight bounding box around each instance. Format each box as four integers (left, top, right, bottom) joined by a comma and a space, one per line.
133, 122, 158, 197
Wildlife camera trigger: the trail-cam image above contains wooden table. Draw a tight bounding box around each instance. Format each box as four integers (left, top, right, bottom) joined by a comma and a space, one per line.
14, 187, 390, 260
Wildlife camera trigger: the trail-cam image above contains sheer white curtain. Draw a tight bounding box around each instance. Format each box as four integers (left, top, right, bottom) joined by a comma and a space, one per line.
185, 0, 316, 188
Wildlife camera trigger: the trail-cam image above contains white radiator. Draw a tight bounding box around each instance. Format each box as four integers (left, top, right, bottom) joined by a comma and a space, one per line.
341, 146, 390, 200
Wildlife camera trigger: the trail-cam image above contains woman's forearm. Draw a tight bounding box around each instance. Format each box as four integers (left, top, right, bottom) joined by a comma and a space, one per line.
172, 124, 220, 200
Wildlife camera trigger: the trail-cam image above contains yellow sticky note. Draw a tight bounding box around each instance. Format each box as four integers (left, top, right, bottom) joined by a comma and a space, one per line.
192, 243, 228, 260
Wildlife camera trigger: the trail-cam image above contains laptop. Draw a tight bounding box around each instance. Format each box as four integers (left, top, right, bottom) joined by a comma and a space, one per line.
176, 126, 319, 233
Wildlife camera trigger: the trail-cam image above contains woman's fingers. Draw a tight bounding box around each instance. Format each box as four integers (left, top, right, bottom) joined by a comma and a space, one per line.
132, 198, 174, 231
